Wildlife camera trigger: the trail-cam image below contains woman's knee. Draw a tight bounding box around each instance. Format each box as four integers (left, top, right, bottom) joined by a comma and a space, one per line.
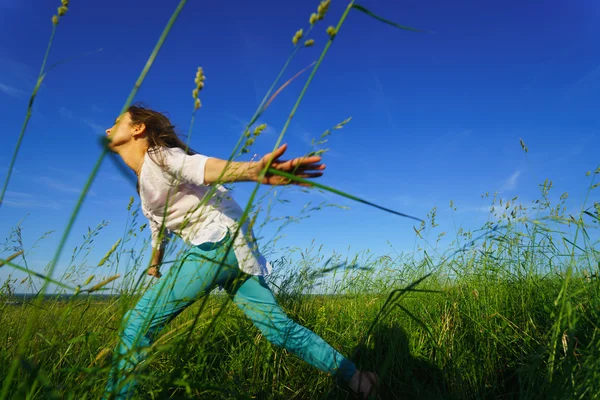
259, 314, 298, 346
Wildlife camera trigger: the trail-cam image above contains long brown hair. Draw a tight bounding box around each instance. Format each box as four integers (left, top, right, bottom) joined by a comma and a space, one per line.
127, 102, 197, 192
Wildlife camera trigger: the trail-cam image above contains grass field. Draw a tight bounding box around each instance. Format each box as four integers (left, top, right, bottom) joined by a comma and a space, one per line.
1, 192, 599, 399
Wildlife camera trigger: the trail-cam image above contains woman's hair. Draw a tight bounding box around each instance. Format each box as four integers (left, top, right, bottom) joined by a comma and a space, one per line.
126, 102, 197, 193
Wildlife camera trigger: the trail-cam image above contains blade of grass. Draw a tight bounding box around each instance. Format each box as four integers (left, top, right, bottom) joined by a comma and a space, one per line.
0, 34, 101, 207
0, 259, 75, 292
0, 250, 24, 267
352, 4, 430, 33
262, 61, 317, 112
266, 168, 424, 222
0, 20, 57, 207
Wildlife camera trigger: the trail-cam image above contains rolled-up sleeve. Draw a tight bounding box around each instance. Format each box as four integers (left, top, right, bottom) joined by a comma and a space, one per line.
162, 147, 210, 186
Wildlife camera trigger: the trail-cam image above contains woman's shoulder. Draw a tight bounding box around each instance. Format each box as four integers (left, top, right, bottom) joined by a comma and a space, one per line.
146, 146, 184, 167
149, 146, 185, 158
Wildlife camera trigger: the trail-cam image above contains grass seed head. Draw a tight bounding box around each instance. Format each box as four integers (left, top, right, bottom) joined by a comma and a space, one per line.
519, 138, 528, 153
253, 123, 267, 136
326, 26, 337, 38
57, 6, 68, 16
292, 29, 304, 45
127, 196, 134, 211
304, 39, 315, 47
52, 15, 59, 25
88, 274, 120, 293
193, 67, 205, 109
194, 67, 206, 88
317, 0, 331, 20
309, 13, 318, 25
97, 238, 122, 267
83, 275, 95, 286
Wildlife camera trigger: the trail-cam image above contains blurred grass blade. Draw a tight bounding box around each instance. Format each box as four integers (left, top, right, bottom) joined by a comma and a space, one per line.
352, 4, 428, 33
0, 258, 75, 291
267, 168, 424, 222
19, 357, 60, 400
87, 274, 121, 293
262, 61, 317, 112
97, 137, 138, 188
0, 47, 102, 208
583, 210, 599, 223
0, 250, 24, 267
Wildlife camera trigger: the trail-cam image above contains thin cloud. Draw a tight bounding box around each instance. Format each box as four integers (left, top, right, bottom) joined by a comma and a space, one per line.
2, 199, 61, 210
2, 191, 60, 209
371, 72, 396, 130
0, 82, 27, 99
0, 55, 35, 87
240, 30, 266, 106
91, 105, 103, 113
35, 176, 96, 196
564, 63, 600, 101
56, 105, 105, 134
84, 119, 105, 134
500, 170, 521, 192
4, 190, 32, 198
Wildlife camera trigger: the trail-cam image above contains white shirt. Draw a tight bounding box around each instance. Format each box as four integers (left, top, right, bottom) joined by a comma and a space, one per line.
138, 146, 272, 276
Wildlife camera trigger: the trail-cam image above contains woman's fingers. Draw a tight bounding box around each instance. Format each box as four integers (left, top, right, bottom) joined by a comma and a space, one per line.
262, 147, 326, 185
147, 267, 161, 278
263, 144, 287, 164
273, 160, 326, 172
264, 171, 324, 186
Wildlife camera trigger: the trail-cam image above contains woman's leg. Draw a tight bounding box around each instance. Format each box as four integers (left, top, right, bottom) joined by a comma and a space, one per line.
104, 239, 240, 400
229, 275, 357, 382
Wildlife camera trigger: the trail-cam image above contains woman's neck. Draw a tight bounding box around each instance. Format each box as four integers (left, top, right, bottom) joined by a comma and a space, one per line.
117, 143, 147, 177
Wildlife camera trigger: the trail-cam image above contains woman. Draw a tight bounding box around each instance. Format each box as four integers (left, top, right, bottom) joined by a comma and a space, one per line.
103, 104, 378, 399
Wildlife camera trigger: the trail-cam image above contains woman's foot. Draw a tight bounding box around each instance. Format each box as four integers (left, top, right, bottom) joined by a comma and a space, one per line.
348, 370, 378, 399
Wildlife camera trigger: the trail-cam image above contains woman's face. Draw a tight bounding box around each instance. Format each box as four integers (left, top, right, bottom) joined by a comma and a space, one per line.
105, 112, 143, 151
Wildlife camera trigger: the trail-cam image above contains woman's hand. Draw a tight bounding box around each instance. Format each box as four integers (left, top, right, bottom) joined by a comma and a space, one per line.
256, 144, 325, 186
147, 265, 162, 278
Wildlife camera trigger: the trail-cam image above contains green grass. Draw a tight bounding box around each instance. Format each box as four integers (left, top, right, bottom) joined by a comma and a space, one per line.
1, 0, 600, 399
1, 247, 599, 399
1, 188, 599, 399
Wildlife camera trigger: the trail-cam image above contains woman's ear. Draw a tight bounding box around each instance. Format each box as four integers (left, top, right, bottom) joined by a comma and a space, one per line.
132, 123, 147, 138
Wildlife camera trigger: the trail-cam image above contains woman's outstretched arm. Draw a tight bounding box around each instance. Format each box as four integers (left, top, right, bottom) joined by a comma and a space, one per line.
204, 144, 325, 186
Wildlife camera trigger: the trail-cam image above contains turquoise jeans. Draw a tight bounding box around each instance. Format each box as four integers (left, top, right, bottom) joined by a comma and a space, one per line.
104, 232, 356, 399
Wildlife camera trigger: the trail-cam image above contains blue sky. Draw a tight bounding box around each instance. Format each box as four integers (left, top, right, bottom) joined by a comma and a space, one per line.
0, 0, 598, 292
